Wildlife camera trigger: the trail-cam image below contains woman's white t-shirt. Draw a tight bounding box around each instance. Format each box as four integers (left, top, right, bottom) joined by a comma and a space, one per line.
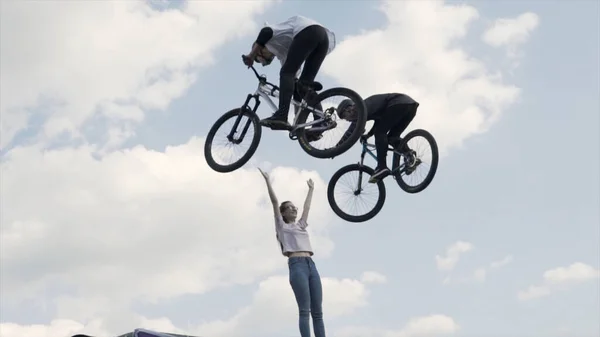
274, 215, 314, 256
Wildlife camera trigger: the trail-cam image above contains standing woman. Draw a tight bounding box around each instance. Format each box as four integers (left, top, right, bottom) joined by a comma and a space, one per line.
258, 168, 327, 337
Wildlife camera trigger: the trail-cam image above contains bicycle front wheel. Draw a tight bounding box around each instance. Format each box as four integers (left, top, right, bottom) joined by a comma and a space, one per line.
327, 164, 386, 223
204, 107, 261, 173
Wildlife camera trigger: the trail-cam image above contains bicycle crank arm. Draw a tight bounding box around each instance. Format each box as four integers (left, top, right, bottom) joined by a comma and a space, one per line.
307, 123, 337, 132
290, 119, 325, 131
292, 121, 338, 133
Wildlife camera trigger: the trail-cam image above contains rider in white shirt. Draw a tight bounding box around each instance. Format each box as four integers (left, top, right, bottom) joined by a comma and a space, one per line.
243, 16, 336, 133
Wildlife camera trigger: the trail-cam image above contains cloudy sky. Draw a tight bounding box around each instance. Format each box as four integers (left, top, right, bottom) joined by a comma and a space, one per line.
1, 1, 598, 337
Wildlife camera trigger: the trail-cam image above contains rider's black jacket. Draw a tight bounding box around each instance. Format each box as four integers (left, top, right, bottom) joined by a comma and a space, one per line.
334, 93, 418, 147
363, 93, 418, 119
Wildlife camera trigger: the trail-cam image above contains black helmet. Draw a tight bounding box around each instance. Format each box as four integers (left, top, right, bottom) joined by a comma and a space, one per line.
337, 99, 355, 117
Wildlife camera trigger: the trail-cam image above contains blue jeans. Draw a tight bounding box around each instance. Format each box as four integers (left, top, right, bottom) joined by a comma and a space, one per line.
288, 256, 326, 337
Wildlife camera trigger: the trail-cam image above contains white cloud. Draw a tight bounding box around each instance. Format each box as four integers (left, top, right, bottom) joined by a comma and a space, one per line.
394, 314, 460, 337
0, 0, 272, 150
443, 267, 485, 285
1, 272, 383, 337
543, 262, 600, 285
193, 273, 380, 337
360, 271, 388, 284
482, 12, 540, 57
322, 0, 524, 155
489, 255, 514, 270
335, 314, 460, 337
517, 285, 553, 301
0, 320, 102, 337
0, 137, 335, 325
435, 241, 474, 271
473, 268, 487, 283
442, 254, 512, 285
518, 262, 600, 301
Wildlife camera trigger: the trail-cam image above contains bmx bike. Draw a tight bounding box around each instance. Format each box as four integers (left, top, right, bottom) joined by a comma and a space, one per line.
327, 129, 439, 223
204, 55, 368, 173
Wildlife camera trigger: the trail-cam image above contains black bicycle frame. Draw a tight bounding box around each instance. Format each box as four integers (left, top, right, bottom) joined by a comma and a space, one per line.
357, 140, 410, 175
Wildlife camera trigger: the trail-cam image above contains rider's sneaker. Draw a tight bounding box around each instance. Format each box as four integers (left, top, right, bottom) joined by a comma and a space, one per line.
296, 80, 322, 98
369, 166, 391, 183
260, 110, 290, 129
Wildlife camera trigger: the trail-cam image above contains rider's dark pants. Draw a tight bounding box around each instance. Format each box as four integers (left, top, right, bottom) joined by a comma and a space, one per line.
374, 103, 418, 169
277, 25, 330, 117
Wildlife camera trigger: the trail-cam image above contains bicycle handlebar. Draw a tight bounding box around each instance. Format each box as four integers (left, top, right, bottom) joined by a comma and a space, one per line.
241, 55, 262, 79
241, 54, 279, 91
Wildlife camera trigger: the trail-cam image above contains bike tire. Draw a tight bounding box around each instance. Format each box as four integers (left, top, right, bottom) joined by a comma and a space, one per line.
296, 87, 368, 159
327, 163, 386, 223
204, 107, 262, 173
391, 129, 439, 193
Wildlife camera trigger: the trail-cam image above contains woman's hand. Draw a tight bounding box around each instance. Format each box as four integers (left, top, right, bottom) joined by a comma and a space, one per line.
307, 178, 314, 190
258, 167, 269, 180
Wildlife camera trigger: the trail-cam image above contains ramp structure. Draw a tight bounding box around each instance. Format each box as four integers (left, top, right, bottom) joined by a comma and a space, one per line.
72, 328, 201, 337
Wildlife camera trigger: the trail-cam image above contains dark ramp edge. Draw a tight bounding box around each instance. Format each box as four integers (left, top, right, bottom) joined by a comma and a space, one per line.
71, 328, 202, 337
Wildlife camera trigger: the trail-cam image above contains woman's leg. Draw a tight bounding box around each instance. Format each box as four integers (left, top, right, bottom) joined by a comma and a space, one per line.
289, 258, 312, 337
308, 259, 326, 337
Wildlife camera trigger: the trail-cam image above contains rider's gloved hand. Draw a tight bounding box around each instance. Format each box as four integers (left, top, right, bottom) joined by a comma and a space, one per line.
242, 54, 254, 67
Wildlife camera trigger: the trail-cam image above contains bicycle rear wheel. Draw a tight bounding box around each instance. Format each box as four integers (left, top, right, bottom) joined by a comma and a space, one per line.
391, 129, 439, 193
327, 164, 386, 223
204, 107, 261, 173
295, 87, 367, 159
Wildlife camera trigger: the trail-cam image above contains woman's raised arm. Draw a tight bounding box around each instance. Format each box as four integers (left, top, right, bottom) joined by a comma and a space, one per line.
258, 168, 281, 219
300, 178, 314, 224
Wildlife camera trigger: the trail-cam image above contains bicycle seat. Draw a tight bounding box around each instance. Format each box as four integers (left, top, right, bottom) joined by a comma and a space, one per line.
309, 81, 323, 91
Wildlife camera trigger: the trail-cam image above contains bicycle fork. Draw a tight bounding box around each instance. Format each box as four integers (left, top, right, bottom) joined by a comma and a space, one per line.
228, 94, 259, 144
354, 146, 369, 195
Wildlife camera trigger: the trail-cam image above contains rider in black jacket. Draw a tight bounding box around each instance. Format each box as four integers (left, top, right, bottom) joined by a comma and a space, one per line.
337, 93, 419, 183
